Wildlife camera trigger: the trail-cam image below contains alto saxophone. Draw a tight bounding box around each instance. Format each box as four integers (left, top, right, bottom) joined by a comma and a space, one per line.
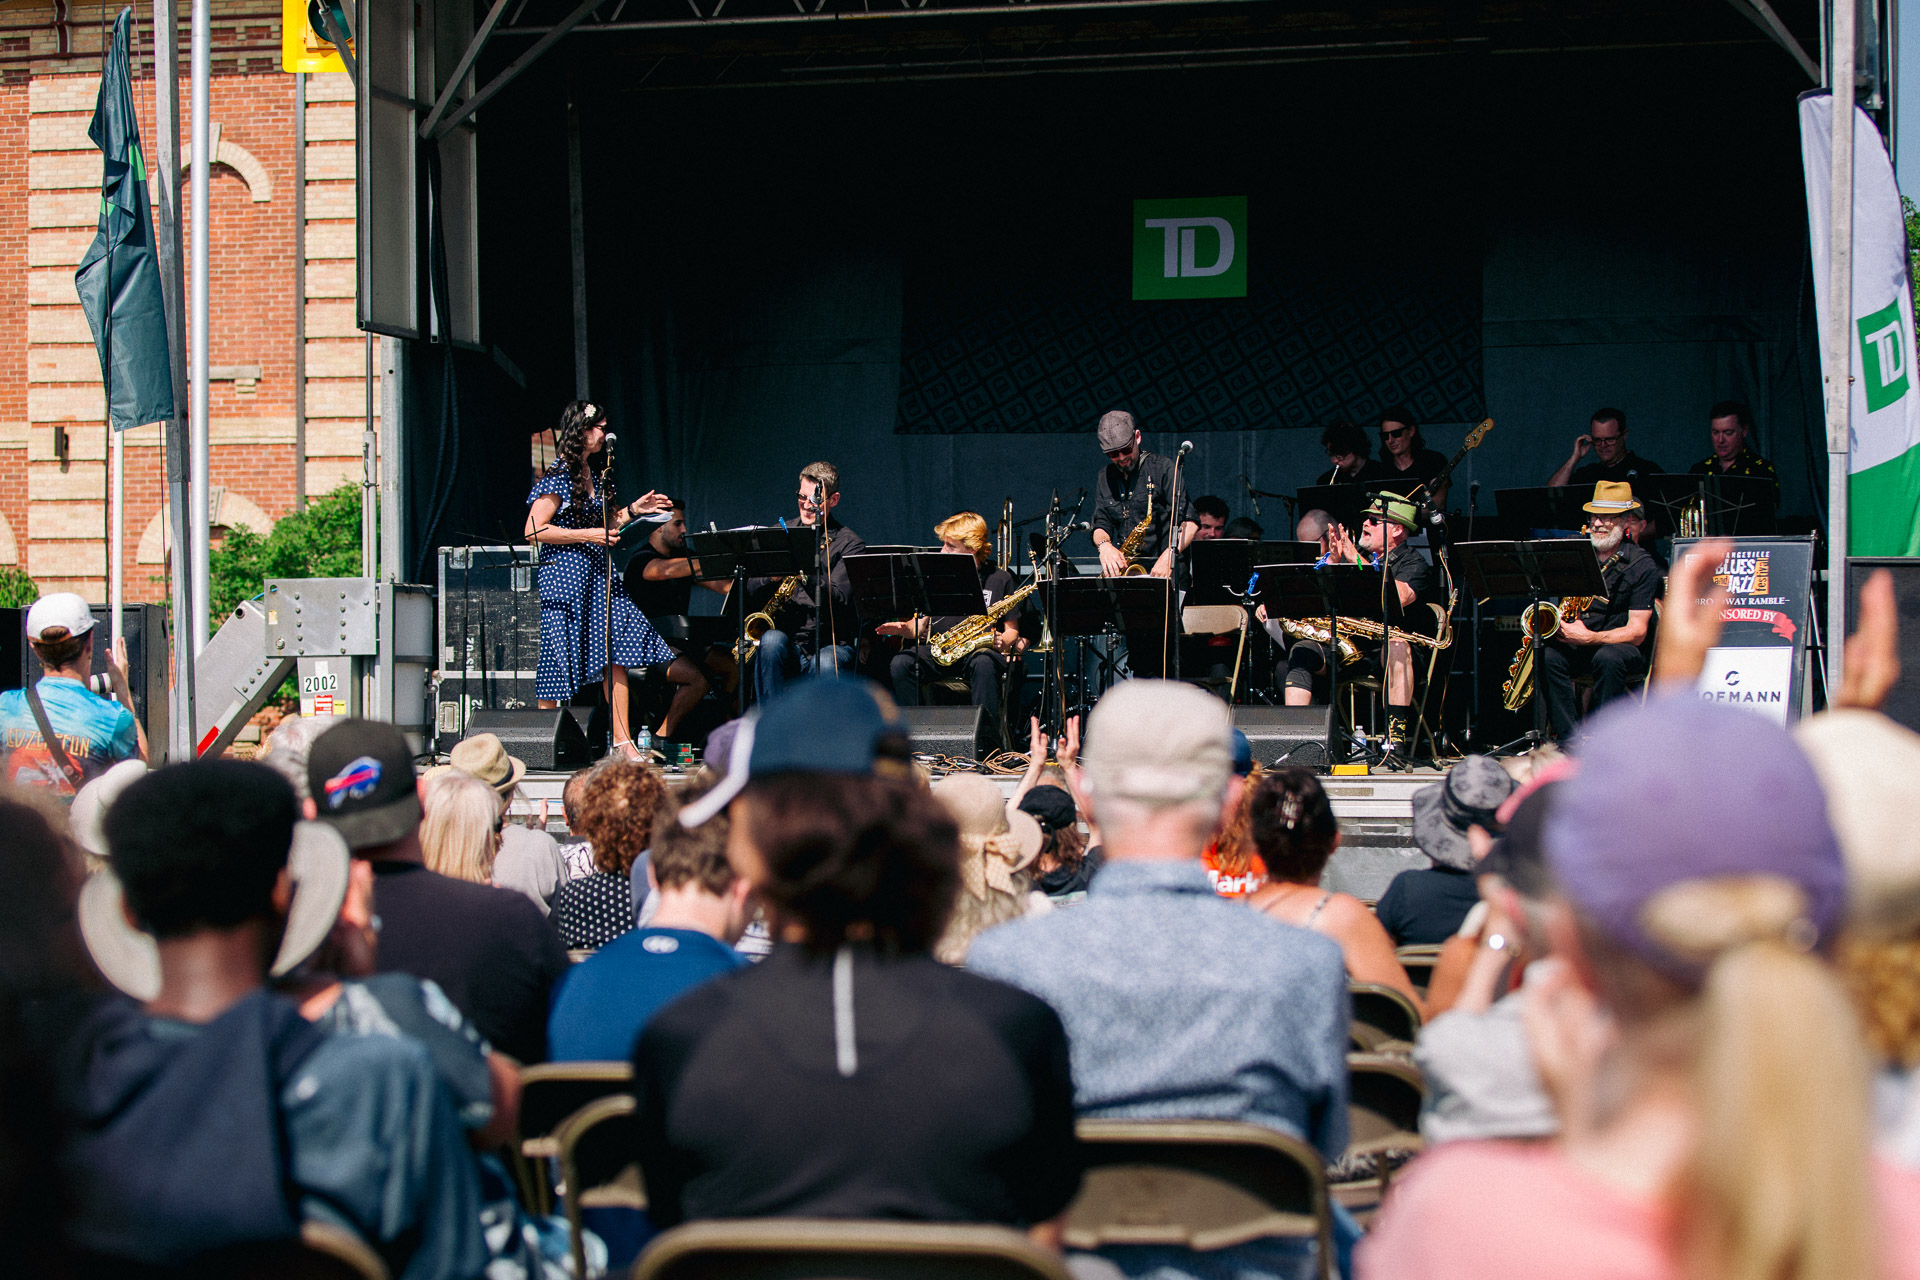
743, 574, 802, 661
1499, 590, 1602, 711
930, 580, 1039, 666
1118, 479, 1156, 576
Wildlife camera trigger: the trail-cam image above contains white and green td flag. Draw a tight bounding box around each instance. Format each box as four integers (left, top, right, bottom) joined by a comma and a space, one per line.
1801, 90, 1920, 556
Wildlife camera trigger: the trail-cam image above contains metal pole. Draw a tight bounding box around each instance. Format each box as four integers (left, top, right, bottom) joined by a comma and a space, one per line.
111, 427, 123, 645
149, 0, 193, 758
1828, 0, 1856, 692
363, 332, 377, 578
293, 71, 306, 512
566, 80, 590, 398
188, 0, 209, 655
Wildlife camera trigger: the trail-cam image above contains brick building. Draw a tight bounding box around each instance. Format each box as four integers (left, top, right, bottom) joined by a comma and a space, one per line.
0, 0, 369, 602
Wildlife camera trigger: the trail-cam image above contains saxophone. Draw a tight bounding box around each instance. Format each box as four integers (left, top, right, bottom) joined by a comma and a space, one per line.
1274, 615, 1451, 665
1118, 479, 1156, 576
743, 574, 802, 659
930, 580, 1039, 666
1499, 586, 1604, 711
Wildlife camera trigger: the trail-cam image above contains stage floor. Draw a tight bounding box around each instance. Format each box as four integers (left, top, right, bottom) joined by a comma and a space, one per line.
511, 764, 1442, 903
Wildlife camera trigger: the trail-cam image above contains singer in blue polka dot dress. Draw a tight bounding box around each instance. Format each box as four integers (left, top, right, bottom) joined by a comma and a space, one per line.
525, 400, 675, 757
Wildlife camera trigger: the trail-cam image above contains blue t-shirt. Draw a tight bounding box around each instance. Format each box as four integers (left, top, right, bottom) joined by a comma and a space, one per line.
0, 676, 137, 797
548, 927, 747, 1062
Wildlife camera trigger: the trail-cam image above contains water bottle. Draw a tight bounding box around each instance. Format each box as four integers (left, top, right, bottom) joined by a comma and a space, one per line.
635, 725, 654, 759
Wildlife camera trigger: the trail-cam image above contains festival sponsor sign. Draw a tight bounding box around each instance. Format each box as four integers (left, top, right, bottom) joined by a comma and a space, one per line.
1672, 536, 1816, 726
1132, 197, 1248, 300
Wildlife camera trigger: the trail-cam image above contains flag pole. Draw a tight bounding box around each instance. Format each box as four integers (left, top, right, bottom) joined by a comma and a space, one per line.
1827, 0, 1855, 693
188, 0, 209, 657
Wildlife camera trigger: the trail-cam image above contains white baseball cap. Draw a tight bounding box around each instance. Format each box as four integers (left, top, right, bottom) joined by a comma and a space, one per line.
26, 592, 95, 641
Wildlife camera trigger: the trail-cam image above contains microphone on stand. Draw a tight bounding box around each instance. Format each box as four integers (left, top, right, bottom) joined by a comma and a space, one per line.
1469, 480, 1481, 512
1177, 440, 1194, 457
1241, 474, 1260, 517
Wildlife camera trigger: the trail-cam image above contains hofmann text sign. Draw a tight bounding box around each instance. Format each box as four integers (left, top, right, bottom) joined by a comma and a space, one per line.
1133, 197, 1248, 300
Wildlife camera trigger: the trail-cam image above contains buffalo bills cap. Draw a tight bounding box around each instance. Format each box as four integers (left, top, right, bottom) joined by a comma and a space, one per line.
681, 676, 912, 828
306, 718, 422, 849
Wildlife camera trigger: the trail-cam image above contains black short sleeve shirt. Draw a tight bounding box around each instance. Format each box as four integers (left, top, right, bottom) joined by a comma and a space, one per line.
625, 545, 694, 619
1580, 542, 1660, 637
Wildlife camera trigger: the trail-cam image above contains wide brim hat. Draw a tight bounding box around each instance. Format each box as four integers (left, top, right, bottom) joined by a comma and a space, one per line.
1411, 755, 1517, 871
1365, 490, 1420, 532
1795, 709, 1920, 940
69, 759, 150, 857
448, 732, 527, 795
77, 821, 353, 999
1583, 480, 1642, 516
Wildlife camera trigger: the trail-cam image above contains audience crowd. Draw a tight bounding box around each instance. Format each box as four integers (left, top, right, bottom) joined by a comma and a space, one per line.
3, 548, 1919, 1280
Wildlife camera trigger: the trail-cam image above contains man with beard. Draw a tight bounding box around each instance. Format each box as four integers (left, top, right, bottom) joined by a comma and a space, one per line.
749, 461, 866, 704
626, 498, 733, 741
1090, 411, 1197, 679
1536, 481, 1661, 740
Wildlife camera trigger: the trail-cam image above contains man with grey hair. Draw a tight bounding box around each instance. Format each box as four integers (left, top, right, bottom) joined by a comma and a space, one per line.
969, 680, 1349, 1279
1089, 411, 1196, 678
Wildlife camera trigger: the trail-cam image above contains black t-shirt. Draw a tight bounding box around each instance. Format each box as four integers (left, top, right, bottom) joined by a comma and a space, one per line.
1316, 459, 1387, 486
1580, 541, 1661, 637
632, 944, 1081, 1228
1094, 453, 1194, 562
625, 543, 694, 620
1377, 447, 1449, 490
1383, 544, 1441, 629
929, 565, 1019, 633
1569, 451, 1663, 485
368, 860, 572, 1064
1375, 866, 1480, 946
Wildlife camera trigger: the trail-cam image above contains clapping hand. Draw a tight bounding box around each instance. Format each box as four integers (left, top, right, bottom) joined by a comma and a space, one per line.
1651, 538, 1731, 686
1839, 568, 1901, 711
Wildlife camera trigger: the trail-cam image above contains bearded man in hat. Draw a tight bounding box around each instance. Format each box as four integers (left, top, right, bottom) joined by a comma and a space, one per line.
1537, 480, 1662, 740
1257, 490, 1443, 753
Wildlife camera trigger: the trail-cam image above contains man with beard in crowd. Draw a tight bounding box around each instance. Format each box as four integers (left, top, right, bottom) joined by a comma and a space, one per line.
1536, 481, 1661, 740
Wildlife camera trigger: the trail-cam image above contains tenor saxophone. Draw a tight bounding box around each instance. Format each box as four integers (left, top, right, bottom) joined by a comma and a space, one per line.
1499, 594, 1597, 711
1274, 615, 1451, 665
743, 573, 802, 661
1118, 479, 1156, 576
930, 580, 1039, 666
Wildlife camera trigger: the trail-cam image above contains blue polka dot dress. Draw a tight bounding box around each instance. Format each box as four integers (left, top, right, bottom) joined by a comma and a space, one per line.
528, 467, 675, 702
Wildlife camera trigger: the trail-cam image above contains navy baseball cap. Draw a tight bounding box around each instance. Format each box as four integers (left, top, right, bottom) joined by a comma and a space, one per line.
306, 718, 422, 849
680, 676, 913, 828
1230, 728, 1254, 777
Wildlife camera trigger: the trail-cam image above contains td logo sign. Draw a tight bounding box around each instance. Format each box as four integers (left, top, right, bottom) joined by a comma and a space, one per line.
1857, 298, 1911, 414
1133, 197, 1247, 300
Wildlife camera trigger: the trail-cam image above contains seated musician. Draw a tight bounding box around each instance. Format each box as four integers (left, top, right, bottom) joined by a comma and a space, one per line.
875, 513, 1027, 717
750, 462, 865, 704
1537, 481, 1661, 741
1317, 420, 1382, 485
1256, 492, 1440, 753
1688, 399, 1781, 509
625, 498, 734, 739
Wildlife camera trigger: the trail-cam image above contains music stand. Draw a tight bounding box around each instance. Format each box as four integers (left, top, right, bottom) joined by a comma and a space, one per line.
1634, 473, 1777, 537
1187, 539, 1319, 606
1494, 487, 1591, 536
1294, 483, 1371, 537
1451, 538, 1607, 754
685, 525, 819, 708
846, 551, 988, 704
1252, 563, 1391, 764
1038, 577, 1175, 691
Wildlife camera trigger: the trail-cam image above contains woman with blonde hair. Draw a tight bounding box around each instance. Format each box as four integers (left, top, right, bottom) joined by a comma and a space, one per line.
420, 767, 502, 885
1361, 696, 1920, 1280
932, 774, 1046, 965
876, 511, 1028, 722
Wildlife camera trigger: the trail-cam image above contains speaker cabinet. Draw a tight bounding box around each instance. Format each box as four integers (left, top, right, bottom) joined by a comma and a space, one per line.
1231, 705, 1335, 771
901, 705, 985, 760
463, 707, 593, 772
1849, 558, 1920, 735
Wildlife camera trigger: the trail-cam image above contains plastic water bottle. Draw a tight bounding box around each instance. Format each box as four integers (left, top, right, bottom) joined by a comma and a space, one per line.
635, 725, 654, 759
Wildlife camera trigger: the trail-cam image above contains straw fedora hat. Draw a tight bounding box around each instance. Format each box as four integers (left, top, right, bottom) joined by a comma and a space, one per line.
78, 821, 353, 1000
933, 774, 1044, 898
1583, 480, 1642, 515
448, 732, 527, 795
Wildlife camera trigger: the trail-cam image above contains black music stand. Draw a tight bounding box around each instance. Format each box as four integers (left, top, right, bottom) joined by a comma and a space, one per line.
1186, 539, 1319, 606
686, 525, 819, 708
1252, 563, 1390, 764
1634, 473, 1777, 537
1038, 577, 1174, 695
1494, 487, 1592, 537
1451, 538, 1607, 755
846, 551, 987, 704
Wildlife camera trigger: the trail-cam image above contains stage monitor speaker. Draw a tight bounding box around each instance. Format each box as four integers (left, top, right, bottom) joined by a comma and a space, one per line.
1849, 558, 1920, 735
463, 708, 592, 772
901, 706, 985, 761
1232, 705, 1335, 772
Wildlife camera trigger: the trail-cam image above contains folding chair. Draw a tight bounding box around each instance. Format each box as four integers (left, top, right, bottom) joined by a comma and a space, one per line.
1336, 1054, 1427, 1223
168, 1222, 389, 1280
1348, 981, 1421, 1055
1181, 605, 1249, 702
515, 1061, 633, 1213
554, 1094, 646, 1280
633, 1219, 1073, 1280
1066, 1118, 1335, 1280
1393, 943, 1445, 993
1341, 594, 1456, 758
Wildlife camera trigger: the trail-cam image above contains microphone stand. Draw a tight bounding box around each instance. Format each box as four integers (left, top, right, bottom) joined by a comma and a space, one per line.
598, 442, 620, 756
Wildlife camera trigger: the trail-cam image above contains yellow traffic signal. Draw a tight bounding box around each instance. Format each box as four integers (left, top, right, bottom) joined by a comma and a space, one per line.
282, 0, 352, 75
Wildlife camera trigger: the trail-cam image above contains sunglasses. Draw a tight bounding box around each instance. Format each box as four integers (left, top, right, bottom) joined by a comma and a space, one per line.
1105, 448, 1135, 460
796, 490, 827, 506
1382, 426, 1414, 440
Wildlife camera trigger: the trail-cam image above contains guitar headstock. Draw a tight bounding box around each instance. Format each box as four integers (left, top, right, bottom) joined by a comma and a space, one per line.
1462, 418, 1494, 451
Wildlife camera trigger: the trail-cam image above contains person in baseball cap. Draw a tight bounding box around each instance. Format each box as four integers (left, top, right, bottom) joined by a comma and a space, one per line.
0, 591, 145, 798
306, 718, 570, 1064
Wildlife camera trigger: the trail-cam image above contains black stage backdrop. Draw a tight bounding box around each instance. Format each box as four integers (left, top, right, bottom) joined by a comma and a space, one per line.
458, 44, 1820, 576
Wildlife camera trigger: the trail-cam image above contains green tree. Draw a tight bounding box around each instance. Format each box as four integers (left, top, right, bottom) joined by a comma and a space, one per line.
1907, 196, 1920, 327
208, 483, 364, 621
0, 567, 37, 608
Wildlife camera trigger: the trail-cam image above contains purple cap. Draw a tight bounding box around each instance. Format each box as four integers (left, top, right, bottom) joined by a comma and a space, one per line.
1544, 695, 1844, 983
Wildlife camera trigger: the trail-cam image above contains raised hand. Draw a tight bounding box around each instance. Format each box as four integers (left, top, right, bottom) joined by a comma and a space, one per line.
1839, 568, 1901, 711
1651, 538, 1731, 686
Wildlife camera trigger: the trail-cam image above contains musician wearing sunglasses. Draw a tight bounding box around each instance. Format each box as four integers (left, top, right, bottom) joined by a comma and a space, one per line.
1536, 481, 1660, 741
1377, 407, 1451, 508
748, 461, 866, 705
1089, 410, 1197, 678
1257, 492, 1439, 752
